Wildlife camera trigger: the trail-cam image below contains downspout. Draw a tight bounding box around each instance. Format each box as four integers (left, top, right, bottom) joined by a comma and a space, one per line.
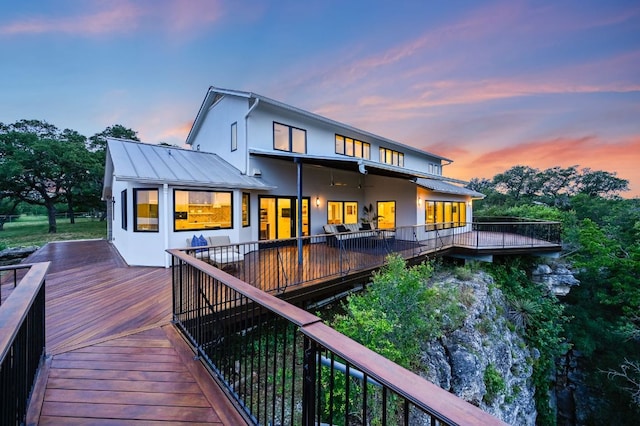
163, 183, 170, 268
244, 98, 260, 175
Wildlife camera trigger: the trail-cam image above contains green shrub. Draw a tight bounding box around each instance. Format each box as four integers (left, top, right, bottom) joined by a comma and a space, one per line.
483, 363, 506, 404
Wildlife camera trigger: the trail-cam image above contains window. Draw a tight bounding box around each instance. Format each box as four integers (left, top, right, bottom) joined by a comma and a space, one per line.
134, 189, 159, 232
425, 201, 467, 229
335, 134, 370, 159
327, 201, 358, 224
174, 190, 232, 231
242, 193, 250, 227
379, 147, 404, 167
231, 122, 237, 151
327, 201, 343, 225
377, 201, 396, 229
274, 122, 306, 153
121, 189, 127, 230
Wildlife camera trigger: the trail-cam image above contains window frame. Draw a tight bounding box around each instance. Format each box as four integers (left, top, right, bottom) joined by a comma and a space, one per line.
242, 192, 250, 227
425, 201, 467, 229
133, 188, 159, 233
273, 121, 307, 154
379, 147, 405, 167
173, 189, 234, 232
335, 134, 370, 159
231, 121, 238, 152
121, 189, 127, 231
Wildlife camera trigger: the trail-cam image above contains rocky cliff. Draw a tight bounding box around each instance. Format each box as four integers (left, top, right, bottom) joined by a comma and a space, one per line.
419, 270, 538, 425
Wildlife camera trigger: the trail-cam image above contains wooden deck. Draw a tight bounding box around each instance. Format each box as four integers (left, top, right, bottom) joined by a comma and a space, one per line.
23, 240, 246, 425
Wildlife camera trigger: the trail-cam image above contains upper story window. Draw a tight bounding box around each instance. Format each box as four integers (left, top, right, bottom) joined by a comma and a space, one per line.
274, 122, 306, 154
231, 122, 237, 151
379, 147, 404, 167
429, 163, 441, 175
335, 135, 370, 159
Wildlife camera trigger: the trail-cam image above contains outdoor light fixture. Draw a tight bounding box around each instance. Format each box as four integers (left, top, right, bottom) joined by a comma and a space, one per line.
418, 197, 422, 206
316, 197, 320, 207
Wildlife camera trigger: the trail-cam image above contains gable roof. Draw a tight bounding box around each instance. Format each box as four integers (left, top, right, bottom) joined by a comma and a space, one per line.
186, 86, 453, 163
102, 138, 274, 198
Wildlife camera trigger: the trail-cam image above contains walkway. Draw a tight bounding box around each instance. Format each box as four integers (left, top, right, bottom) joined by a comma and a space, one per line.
24, 240, 246, 425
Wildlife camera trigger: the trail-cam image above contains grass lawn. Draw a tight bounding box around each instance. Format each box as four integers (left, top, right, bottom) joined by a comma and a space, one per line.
0, 215, 107, 249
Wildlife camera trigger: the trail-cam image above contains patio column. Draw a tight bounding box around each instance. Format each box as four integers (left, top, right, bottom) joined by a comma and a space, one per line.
295, 157, 303, 265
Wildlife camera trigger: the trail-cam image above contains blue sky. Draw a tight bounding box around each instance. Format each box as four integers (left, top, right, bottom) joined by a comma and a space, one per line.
1, 0, 639, 196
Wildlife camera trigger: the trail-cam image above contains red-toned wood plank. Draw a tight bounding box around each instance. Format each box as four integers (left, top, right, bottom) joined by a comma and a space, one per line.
46, 377, 203, 394
163, 324, 248, 425
44, 388, 212, 407
47, 368, 196, 383
40, 401, 221, 423
39, 417, 217, 426
50, 359, 189, 372
53, 351, 181, 364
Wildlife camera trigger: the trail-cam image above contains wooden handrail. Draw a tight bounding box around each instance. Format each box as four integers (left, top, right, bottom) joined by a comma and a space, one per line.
168, 249, 507, 425
302, 321, 507, 426
0, 262, 50, 362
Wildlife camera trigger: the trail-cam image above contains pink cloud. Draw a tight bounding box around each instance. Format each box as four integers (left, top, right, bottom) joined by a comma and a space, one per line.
0, 1, 141, 36
0, 0, 225, 37
446, 135, 640, 197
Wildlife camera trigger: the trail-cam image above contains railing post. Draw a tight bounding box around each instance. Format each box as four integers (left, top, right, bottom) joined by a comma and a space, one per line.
302, 336, 317, 426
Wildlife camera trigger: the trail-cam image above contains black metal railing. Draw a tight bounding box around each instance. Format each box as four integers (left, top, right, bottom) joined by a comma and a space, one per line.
0, 264, 35, 306
0, 262, 49, 426
471, 218, 562, 246
181, 221, 561, 294
168, 250, 505, 426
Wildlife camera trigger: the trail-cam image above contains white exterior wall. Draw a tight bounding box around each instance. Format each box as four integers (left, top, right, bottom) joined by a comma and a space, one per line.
110, 180, 166, 267
110, 177, 254, 267
191, 96, 248, 172
245, 105, 444, 176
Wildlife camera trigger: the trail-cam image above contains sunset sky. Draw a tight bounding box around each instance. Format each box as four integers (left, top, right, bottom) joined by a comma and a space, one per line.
1, 0, 639, 196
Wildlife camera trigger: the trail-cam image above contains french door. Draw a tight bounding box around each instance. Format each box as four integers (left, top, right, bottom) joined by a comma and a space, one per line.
259, 196, 309, 240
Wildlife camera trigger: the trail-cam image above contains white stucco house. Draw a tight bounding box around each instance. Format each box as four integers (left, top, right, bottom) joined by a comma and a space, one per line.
102, 86, 483, 267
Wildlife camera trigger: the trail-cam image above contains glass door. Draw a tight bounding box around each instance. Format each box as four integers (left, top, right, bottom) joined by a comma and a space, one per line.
259, 196, 310, 240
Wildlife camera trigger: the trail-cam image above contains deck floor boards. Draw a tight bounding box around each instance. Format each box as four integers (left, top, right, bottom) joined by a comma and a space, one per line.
23, 240, 247, 425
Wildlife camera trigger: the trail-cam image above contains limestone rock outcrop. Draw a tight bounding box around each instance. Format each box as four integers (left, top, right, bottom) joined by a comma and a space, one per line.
418, 271, 537, 426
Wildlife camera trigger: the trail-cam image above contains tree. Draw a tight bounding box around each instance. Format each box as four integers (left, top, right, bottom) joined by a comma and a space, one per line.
538, 166, 579, 207
576, 168, 629, 198
88, 124, 139, 152
0, 120, 94, 233
0, 194, 20, 231
492, 165, 542, 202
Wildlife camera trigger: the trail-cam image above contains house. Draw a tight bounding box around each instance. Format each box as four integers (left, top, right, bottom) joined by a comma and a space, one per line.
102, 87, 483, 267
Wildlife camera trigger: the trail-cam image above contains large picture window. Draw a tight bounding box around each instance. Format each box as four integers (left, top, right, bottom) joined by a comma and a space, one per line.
425, 201, 467, 229
134, 189, 159, 232
174, 190, 233, 231
274, 122, 306, 154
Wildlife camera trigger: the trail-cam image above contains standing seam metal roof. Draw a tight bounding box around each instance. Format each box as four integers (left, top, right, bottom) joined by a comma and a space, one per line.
106, 138, 274, 190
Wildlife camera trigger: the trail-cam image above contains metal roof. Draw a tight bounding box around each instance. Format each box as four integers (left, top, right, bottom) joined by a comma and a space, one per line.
103, 138, 274, 197
416, 178, 485, 198
186, 86, 453, 163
